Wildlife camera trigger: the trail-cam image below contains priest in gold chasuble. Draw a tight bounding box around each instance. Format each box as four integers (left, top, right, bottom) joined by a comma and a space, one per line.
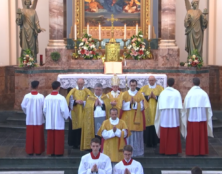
81, 83, 112, 151
107, 75, 123, 118
140, 76, 164, 147
97, 108, 130, 162
120, 79, 147, 157
66, 79, 93, 148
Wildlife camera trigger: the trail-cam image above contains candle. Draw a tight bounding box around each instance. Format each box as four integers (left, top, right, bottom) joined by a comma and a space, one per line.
148, 25, 151, 40
124, 59, 127, 67
124, 24, 126, 40
99, 23, 101, 40
87, 23, 89, 35
136, 23, 138, 35
74, 24, 77, 40
40, 55, 43, 66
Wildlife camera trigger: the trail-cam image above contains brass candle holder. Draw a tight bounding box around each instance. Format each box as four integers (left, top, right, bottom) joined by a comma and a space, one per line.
123, 39, 128, 52
98, 39, 102, 52
147, 39, 153, 59
73, 39, 78, 54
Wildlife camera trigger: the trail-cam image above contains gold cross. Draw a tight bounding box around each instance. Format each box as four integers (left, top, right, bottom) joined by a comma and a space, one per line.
107, 14, 118, 26
107, 14, 118, 43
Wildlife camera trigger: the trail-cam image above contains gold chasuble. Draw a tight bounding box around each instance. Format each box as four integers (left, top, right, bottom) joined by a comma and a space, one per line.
66, 88, 93, 130
121, 91, 147, 131
97, 119, 130, 162
107, 91, 123, 117
80, 94, 111, 150
140, 85, 163, 127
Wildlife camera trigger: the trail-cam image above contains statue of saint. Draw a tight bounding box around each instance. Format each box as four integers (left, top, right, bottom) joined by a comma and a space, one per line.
184, 0, 208, 56
16, 0, 45, 59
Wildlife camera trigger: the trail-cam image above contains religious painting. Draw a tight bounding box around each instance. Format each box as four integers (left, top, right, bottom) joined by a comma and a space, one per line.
84, 0, 141, 27
74, 0, 151, 38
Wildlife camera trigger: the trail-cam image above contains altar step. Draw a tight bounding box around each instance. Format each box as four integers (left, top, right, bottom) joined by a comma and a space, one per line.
0, 156, 222, 174
0, 110, 222, 132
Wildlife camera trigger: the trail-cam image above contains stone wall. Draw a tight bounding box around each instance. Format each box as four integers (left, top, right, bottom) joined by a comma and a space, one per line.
0, 66, 15, 110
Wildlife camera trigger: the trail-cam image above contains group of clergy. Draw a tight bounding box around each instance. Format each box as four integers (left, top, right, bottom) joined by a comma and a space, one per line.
21, 74, 213, 172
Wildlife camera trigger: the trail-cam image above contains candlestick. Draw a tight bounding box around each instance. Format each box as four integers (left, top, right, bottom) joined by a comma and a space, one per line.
74, 24, 77, 40
123, 39, 127, 52
73, 39, 78, 56
124, 59, 127, 67
98, 39, 102, 52
147, 39, 153, 59
40, 55, 43, 66
87, 23, 89, 35
124, 24, 126, 40
136, 24, 138, 35
99, 23, 101, 40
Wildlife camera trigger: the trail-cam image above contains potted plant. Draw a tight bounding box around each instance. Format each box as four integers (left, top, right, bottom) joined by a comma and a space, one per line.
19, 49, 37, 68
50, 52, 61, 62
186, 49, 203, 69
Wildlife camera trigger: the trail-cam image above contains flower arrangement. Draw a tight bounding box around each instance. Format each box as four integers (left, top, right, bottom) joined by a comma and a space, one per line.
78, 33, 99, 59
125, 31, 151, 60
185, 49, 203, 69
19, 49, 37, 68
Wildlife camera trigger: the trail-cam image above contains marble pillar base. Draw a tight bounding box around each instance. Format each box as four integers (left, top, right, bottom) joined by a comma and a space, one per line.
45, 47, 72, 69
47, 40, 66, 47
159, 40, 178, 48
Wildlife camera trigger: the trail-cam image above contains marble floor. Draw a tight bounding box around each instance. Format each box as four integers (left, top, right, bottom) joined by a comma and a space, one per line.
0, 130, 221, 158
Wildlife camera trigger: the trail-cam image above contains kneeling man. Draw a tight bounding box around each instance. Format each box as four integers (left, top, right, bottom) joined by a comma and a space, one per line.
98, 108, 130, 162
78, 138, 112, 174
113, 145, 144, 174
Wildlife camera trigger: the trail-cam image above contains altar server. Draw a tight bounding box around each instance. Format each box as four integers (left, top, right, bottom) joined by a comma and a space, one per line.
66, 78, 93, 149
120, 79, 147, 157
182, 77, 213, 156
78, 138, 112, 174
106, 74, 123, 117
21, 80, 45, 155
155, 78, 183, 155
140, 75, 163, 147
44, 81, 69, 156
81, 83, 112, 151
97, 108, 129, 162
113, 145, 144, 174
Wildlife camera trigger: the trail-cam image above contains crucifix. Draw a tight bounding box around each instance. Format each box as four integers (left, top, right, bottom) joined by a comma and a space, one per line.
107, 14, 118, 43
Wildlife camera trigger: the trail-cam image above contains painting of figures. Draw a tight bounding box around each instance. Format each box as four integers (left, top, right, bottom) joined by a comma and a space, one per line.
84, 0, 141, 27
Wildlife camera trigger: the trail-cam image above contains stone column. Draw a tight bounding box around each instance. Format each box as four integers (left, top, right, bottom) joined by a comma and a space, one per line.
159, 0, 177, 48
45, 0, 72, 69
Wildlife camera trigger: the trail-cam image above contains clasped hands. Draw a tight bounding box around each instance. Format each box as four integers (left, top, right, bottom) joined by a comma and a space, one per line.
149, 91, 156, 99
95, 98, 102, 107
124, 168, 131, 174
91, 164, 98, 173
111, 101, 117, 106
75, 100, 84, 105
130, 96, 135, 104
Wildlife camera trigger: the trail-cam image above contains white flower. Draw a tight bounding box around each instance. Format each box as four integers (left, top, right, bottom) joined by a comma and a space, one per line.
90, 44, 95, 48
27, 62, 31, 66
192, 55, 196, 58
139, 35, 143, 38
146, 51, 150, 55
79, 42, 84, 47
189, 59, 192, 62
23, 57, 26, 60
88, 34, 92, 37
184, 63, 188, 67
78, 50, 81, 54
83, 46, 88, 50
136, 47, 139, 51
127, 45, 132, 49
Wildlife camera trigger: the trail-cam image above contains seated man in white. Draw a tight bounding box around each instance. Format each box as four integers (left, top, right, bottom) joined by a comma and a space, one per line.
113, 145, 144, 174
78, 138, 112, 174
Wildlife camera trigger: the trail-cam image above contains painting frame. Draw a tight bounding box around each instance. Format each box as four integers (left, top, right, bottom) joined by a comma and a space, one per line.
74, 0, 152, 39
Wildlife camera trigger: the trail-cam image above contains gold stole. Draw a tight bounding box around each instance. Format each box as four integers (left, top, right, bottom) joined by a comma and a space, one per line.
66, 88, 93, 129
80, 94, 111, 151
107, 91, 123, 117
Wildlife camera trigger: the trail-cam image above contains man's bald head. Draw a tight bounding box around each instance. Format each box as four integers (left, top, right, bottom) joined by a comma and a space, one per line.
77, 78, 84, 90
148, 76, 156, 86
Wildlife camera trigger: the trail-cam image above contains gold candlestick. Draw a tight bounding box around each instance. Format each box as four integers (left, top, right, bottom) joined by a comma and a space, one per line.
98, 39, 102, 52
147, 39, 153, 59
72, 39, 78, 59
123, 39, 127, 52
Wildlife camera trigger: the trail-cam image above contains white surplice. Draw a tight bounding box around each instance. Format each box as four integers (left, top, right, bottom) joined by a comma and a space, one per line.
113, 159, 144, 174
78, 152, 112, 174
182, 86, 213, 138
155, 87, 183, 138
21, 92, 45, 125
101, 118, 127, 140
43, 93, 69, 130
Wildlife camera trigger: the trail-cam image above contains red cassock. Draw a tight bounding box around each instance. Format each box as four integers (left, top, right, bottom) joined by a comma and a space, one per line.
186, 121, 208, 156
21, 91, 45, 155
159, 126, 182, 155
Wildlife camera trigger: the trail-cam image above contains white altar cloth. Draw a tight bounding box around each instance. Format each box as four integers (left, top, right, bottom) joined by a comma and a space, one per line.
57, 74, 167, 89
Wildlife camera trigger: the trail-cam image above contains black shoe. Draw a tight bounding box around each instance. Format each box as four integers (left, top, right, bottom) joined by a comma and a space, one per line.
50, 154, 55, 157
36, 154, 41, 156
55, 154, 63, 157
28, 154, 34, 156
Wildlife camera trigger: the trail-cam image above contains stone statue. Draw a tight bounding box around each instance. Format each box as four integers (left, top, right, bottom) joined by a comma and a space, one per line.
16, 0, 45, 59
184, 0, 208, 56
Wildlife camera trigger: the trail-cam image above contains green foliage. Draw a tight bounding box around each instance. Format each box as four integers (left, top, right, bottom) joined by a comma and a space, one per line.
18, 49, 37, 68
50, 52, 61, 61
187, 49, 203, 69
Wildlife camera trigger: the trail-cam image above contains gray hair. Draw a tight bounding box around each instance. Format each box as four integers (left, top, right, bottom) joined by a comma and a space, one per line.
94, 83, 103, 88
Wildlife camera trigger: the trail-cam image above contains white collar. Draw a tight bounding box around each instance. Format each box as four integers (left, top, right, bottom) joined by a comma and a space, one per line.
111, 90, 120, 97
109, 117, 119, 125
76, 86, 84, 90
128, 89, 137, 96
148, 83, 156, 89
94, 93, 102, 98
125, 158, 132, 163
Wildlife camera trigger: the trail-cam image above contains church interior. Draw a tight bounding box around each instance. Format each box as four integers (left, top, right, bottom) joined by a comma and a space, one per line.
0, 0, 222, 173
